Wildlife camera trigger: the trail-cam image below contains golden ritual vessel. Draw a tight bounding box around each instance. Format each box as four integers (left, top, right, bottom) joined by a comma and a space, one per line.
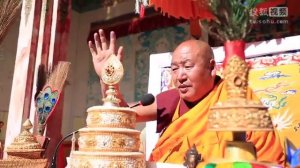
0, 119, 48, 168
208, 56, 274, 161
66, 55, 145, 168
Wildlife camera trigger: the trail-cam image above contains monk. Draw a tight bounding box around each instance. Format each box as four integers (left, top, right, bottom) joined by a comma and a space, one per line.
88, 29, 285, 166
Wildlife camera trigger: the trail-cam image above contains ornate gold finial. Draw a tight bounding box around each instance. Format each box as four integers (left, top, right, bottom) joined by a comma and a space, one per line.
223, 55, 249, 99
23, 119, 33, 130
101, 54, 124, 107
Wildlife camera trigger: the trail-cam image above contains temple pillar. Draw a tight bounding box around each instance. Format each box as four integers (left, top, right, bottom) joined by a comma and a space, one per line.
5, 0, 71, 162
5, 0, 44, 154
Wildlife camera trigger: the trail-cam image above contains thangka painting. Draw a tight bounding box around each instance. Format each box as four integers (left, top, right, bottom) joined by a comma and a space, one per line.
248, 52, 300, 148
159, 51, 300, 148
132, 23, 189, 100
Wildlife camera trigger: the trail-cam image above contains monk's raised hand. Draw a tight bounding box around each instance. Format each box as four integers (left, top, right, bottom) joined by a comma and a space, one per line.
88, 29, 123, 77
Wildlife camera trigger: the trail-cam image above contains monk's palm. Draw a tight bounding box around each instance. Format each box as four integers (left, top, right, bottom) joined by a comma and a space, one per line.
92, 49, 114, 77
89, 29, 123, 78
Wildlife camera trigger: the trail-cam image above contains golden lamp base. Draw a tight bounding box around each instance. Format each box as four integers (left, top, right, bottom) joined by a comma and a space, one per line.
224, 141, 257, 161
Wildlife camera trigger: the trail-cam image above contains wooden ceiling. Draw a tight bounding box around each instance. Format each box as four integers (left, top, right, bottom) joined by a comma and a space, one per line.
72, 0, 127, 13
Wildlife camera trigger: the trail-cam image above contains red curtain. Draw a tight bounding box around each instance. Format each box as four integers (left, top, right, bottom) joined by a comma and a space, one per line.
150, 0, 214, 20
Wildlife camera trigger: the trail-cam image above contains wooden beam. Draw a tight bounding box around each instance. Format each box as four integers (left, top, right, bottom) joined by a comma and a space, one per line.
87, 7, 187, 40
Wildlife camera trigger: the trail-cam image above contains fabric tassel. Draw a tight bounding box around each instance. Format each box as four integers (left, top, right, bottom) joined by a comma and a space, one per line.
135, 0, 149, 18
140, 4, 145, 18
135, 0, 140, 14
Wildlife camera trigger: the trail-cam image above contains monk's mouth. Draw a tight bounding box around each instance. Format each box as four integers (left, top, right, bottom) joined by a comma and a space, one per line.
178, 87, 189, 93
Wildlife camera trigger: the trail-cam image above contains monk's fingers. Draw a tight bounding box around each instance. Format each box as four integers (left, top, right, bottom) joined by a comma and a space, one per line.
117, 46, 124, 61
99, 29, 108, 50
109, 31, 116, 53
94, 33, 102, 53
88, 41, 97, 57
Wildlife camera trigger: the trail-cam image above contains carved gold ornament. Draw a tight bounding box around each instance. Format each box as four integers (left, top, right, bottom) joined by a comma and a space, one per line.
100, 54, 124, 106
224, 56, 249, 98
101, 54, 124, 86
78, 125, 140, 152
208, 56, 273, 131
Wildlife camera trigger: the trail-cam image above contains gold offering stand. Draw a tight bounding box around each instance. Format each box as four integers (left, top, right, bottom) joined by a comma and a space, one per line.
0, 119, 48, 168
207, 56, 274, 161
66, 54, 145, 168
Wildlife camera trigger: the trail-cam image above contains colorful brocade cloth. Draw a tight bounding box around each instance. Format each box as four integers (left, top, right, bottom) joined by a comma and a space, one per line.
205, 162, 281, 168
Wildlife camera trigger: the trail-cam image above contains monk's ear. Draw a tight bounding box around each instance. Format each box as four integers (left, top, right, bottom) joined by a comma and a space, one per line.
209, 59, 215, 71
211, 68, 217, 77
209, 59, 216, 76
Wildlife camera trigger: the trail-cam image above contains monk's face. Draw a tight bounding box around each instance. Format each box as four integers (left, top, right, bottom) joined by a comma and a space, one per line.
171, 40, 215, 102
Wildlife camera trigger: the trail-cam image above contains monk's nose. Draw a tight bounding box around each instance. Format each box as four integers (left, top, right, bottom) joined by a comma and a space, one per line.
177, 68, 187, 82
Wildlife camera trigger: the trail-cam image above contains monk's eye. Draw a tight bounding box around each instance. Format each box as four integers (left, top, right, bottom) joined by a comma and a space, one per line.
184, 65, 193, 70
171, 66, 178, 72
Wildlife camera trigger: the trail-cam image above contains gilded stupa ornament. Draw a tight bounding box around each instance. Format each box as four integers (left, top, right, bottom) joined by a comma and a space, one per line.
0, 119, 48, 168
6, 119, 44, 158
208, 56, 273, 131
100, 54, 124, 107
